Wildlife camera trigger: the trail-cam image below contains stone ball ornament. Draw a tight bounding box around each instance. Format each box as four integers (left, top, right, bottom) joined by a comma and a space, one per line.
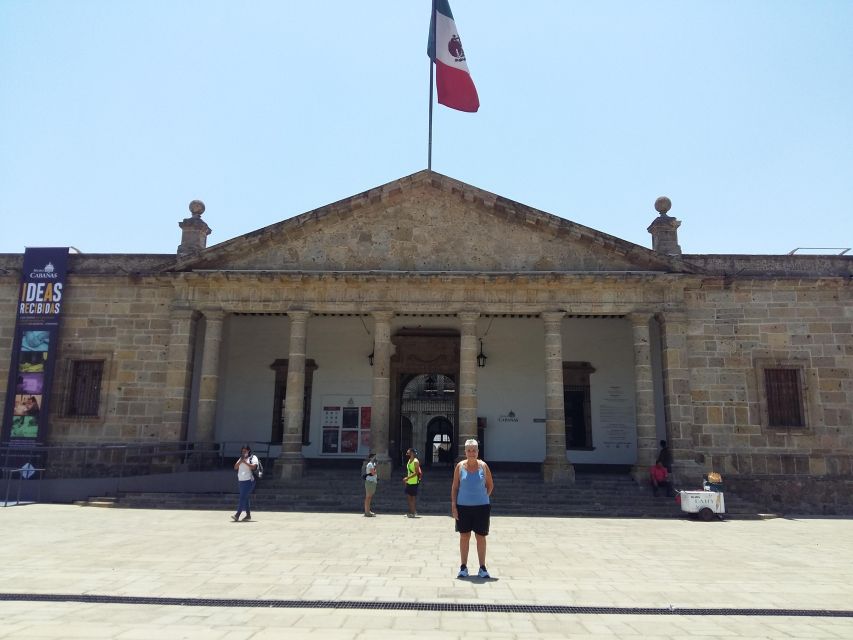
189, 200, 206, 216
654, 196, 672, 216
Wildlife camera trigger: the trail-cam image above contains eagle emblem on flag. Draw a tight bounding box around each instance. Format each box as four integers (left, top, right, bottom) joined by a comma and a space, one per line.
448, 34, 466, 62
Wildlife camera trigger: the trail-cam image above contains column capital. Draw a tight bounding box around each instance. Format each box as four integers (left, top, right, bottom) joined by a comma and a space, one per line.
457, 311, 480, 323
201, 308, 225, 322
371, 310, 394, 324
287, 310, 310, 323
541, 311, 566, 325
628, 311, 654, 327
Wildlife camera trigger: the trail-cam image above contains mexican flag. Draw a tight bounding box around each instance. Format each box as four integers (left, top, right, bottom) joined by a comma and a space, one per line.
428, 0, 479, 113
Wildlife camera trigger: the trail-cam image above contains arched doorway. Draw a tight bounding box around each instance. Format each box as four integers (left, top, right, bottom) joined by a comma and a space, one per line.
400, 373, 456, 468
389, 328, 460, 468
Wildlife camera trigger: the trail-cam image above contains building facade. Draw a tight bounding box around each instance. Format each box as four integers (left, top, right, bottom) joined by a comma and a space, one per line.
1, 171, 851, 511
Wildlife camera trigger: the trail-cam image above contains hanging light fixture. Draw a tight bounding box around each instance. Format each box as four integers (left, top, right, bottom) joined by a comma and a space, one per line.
368, 351, 374, 366
477, 339, 487, 368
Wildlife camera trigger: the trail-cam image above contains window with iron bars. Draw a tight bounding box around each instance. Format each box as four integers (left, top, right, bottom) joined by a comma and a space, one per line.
66, 360, 104, 417
764, 368, 804, 428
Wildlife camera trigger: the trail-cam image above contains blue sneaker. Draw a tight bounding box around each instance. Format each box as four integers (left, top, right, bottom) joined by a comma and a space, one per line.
477, 566, 490, 579
457, 565, 468, 578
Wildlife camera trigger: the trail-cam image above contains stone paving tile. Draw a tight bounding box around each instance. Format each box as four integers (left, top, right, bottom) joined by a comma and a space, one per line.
3, 605, 853, 639
2, 506, 853, 638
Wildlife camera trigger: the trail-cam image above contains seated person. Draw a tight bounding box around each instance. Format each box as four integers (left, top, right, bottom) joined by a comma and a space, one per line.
649, 461, 673, 497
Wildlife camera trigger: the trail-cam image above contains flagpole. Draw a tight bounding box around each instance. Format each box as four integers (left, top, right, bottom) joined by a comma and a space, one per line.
428, 0, 436, 171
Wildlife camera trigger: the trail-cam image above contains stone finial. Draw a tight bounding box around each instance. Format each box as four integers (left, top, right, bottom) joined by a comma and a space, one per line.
647, 196, 682, 255
177, 200, 212, 257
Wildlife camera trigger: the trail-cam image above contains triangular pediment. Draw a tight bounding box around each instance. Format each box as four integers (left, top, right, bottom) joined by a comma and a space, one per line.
170, 171, 696, 274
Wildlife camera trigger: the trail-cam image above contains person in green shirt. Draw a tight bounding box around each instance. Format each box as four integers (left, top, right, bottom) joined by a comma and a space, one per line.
402, 448, 421, 518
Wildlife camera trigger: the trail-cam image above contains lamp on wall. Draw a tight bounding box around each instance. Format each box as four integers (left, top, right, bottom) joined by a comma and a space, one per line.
477, 339, 487, 368
368, 351, 374, 366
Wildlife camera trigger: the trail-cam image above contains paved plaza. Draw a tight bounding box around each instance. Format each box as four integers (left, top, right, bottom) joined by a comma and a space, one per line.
1, 503, 852, 639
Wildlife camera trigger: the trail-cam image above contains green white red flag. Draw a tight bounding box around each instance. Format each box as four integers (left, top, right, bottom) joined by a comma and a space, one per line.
428, 0, 479, 113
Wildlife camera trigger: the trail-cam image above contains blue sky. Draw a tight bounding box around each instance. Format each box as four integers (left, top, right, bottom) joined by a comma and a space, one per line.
1, 1, 851, 256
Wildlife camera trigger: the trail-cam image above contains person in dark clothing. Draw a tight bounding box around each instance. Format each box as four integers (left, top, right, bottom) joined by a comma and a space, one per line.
656, 440, 673, 473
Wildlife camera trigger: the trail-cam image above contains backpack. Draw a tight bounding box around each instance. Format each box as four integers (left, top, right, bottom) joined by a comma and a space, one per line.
361, 461, 369, 480
252, 456, 264, 480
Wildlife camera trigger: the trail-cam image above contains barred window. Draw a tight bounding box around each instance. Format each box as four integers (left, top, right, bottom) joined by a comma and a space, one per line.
764, 368, 804, 427
67, 360, 104, 417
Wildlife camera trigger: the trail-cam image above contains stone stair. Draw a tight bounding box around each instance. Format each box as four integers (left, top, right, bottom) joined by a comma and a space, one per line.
107, 466, 766, 518
73, 496, 118, 508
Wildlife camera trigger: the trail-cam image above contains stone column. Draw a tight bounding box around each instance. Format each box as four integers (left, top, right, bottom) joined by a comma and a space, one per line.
278, 310, 309, 480
162, 307, 196, 442
457, 312, 479, 459
658, 310, 698, 479
629, 313, 658, 482
195, 309, 224, 445
542, 312, 575, 483
370, 311, 394, 479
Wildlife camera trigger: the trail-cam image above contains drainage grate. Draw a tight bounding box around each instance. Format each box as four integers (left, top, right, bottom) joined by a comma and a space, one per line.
0, 593, 851, 618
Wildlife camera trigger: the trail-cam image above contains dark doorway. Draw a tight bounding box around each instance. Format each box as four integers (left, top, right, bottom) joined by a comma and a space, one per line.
563, 361, 595, 450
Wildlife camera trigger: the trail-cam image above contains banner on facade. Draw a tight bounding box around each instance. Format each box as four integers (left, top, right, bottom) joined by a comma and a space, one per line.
2, 248, 69, 445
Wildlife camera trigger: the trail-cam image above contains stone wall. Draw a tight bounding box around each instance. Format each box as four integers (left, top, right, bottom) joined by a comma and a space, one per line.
0, 271, 178, 445
684, 277, 853, 487
726, 474, 853, 516
683, 254, 853, 278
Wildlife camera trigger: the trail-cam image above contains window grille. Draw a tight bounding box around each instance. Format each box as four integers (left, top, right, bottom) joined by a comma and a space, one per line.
764, 368, 804, 427
67, 360, 104, 416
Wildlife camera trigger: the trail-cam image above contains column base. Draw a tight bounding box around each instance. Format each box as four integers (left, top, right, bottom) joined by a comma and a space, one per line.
276, 454, 304, 481
542, 460, 575, 484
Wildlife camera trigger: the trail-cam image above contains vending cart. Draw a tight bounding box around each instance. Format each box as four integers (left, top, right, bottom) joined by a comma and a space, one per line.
677, 473, 725, 521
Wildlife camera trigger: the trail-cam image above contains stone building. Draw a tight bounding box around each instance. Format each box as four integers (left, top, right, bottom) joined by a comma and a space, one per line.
1, 171, 851, 511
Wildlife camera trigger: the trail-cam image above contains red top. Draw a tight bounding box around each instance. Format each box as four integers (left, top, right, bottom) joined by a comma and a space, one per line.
650, 465, 669, 482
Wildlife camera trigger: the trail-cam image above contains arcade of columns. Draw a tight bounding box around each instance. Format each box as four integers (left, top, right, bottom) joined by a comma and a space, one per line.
168, 304, 689, 484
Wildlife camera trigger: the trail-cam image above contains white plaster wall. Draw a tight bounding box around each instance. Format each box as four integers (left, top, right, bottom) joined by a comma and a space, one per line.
215, 314, 637, 464
303, 316, 374, 457
476, 317, 547, 462
216, 315, 289, 455
562, 317, 637, 464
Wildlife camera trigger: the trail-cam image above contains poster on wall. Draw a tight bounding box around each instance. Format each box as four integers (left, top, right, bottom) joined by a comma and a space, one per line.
320, 398, 372, 456
2, 248, 69, 446
598, 385, 637, 462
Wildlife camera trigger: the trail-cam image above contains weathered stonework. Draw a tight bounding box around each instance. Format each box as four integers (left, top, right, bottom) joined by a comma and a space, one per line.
0, 170, 850, 511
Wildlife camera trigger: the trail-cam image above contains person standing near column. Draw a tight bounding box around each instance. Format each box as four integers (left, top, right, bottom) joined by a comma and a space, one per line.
451, 439, 494, 579
232, 445, 258, 522
402, 448, 421, 518
363, 452, 378, 517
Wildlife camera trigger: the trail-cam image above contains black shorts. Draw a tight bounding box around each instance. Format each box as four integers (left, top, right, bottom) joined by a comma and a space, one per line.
404, 483, 419, 496
455, 504, 490, 536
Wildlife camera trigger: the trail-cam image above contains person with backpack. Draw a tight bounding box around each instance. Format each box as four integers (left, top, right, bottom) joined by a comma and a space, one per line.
232, 445, 259, 522
402, 448, 422, 518
363, 452, 378, 517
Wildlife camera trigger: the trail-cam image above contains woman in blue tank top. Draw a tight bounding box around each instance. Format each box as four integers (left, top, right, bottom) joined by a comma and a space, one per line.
451, 438, 494, 579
